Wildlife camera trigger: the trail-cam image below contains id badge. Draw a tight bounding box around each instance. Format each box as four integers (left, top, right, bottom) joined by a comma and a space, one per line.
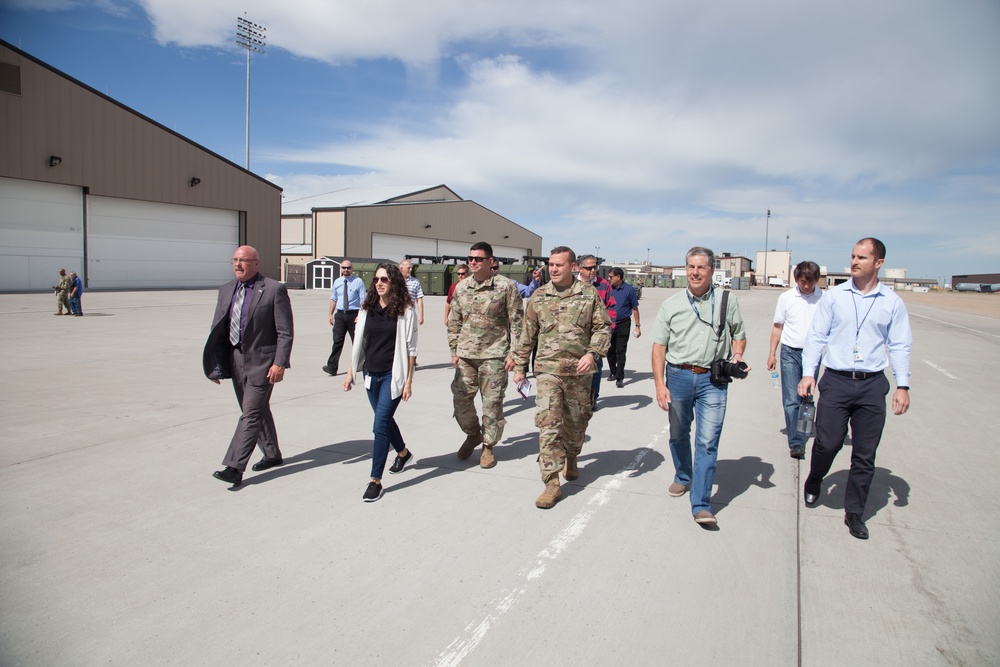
852, 345, 864, 362
364, 373, 372, 390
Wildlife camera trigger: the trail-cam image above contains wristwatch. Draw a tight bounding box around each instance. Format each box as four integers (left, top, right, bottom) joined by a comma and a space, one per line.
897, 386, 909, 390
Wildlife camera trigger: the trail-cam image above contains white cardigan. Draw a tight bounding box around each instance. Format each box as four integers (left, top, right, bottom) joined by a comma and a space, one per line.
349, 304, 418, 399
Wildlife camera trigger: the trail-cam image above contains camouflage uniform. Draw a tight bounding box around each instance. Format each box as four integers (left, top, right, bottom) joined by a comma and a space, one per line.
447, 273, 524, 447
54, 274, 72, 314
513, 280, 611, 481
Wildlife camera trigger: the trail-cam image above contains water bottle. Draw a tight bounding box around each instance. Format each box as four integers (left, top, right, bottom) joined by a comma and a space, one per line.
797, 396, 816, 438
771, 371, 780, 389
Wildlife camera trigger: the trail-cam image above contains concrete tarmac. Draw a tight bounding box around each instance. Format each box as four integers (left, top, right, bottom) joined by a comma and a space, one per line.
1, 286, 997, 666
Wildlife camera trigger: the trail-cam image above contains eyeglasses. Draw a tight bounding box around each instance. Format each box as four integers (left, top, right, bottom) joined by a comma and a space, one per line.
579, 265, 597, 271
374, 276, 390, 284
467, 256, 490, 263
342, 266, 353, 271
232, 258, 257, 265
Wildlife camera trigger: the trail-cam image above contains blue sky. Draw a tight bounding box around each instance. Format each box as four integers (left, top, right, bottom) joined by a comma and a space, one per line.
2, 0, 998, 282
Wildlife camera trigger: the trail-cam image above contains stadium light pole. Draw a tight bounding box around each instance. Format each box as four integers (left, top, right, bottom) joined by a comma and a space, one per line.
762, 208, 770, 286
236, 15, 266, 170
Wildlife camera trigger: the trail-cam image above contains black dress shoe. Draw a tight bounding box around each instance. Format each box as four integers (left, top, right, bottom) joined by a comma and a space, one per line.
606, 373, 615, 382
804, 484, 819, 506
213, 466, 243, 487
615, 378, 624, 388
251, 456, 283, 472
845, 512, 869, 539
322, 365, 337, 375
790, 447, 806, 460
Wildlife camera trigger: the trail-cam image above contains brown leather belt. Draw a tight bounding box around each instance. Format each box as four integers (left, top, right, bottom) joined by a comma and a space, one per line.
674, 363, 710, 374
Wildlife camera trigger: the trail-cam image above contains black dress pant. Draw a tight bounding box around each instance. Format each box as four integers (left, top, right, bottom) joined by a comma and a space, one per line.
607, 317, 631, 380
805, 371, 890, 516
327, 309, 358, 371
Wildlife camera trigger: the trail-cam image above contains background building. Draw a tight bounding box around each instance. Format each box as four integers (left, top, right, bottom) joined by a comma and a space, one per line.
756, 250, 792, 286
0, 40, 281, 292
281, 186, 543, 288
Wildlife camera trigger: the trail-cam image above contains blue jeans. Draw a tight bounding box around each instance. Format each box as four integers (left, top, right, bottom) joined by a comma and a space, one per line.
780, 345, 805, 448
667, 365, 728, 515
365, 370, 405, 480
69, 295, 82, 315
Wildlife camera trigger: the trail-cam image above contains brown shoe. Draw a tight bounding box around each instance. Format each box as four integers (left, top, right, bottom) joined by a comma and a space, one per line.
563, 454, 578, 481
694, 510, 717, 525
535, 479, 562, 509
457, 432, 483, 460
480, 446, 496, 469
668, 482, 690, 497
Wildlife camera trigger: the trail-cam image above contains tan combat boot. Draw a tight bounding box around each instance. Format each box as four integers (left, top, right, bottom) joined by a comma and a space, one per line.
563, 454, 578, 481
535, 477, 562, 509
457, 432, 483, 460
480, 445, 496, 469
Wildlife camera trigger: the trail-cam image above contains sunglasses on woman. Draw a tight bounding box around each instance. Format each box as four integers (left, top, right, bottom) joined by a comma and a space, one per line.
374, 276, 390, 283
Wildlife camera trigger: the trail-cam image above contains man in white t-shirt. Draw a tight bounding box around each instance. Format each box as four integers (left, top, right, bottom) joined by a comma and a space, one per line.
766, 261, 823, 459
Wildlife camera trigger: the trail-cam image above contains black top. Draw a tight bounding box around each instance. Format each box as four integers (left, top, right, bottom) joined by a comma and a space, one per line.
363, 303, 397, 374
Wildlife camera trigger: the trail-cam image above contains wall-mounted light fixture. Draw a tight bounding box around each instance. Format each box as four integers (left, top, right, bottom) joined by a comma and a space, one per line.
189, 177, 201, 187
424, 224, 432, 229
48, 155, 62, 167
470, 231, 477, 235
503, 235, 509, 239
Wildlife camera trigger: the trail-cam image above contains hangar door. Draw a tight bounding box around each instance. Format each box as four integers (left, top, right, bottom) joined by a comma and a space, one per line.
87, 197, 238, 289
0, 177, 83, 292
373, 234, 528, 262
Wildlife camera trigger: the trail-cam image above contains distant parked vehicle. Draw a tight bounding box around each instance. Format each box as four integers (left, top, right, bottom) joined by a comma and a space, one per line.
768, 277, 788, 288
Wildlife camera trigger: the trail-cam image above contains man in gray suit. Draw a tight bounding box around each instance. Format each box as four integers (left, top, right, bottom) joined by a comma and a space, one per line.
203, 245, 294, 487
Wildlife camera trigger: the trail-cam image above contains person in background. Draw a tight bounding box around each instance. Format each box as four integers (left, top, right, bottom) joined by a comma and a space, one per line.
607, 267, 641, 387
53, 268, 72, 315
575, 254, 615, 410
344, 263, 418, 502
68, 272, 83, 316
323, 260, 365, 376
399, 259, 425, 326
444, 264, 470, 324
766, 261, 823, 460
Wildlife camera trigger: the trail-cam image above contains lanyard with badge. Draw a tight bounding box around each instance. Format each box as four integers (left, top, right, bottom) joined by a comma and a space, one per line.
687, 286, 726, 338
850, 290, 877, 362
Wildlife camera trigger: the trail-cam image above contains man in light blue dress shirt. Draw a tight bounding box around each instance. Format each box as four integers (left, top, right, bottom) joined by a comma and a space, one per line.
323, 260, 366, 376
798, 238, 912, 540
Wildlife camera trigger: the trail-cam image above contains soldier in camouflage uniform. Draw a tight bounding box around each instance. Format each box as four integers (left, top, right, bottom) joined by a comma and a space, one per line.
447, 242, 524, 468
513, 246, 611, 508
53, 268, 72, 315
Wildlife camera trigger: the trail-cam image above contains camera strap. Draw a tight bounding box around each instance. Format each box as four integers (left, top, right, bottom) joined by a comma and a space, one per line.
717, 289, 729, 339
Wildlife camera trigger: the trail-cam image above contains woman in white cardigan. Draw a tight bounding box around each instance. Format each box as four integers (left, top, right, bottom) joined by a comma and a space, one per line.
343, 263, 418, 502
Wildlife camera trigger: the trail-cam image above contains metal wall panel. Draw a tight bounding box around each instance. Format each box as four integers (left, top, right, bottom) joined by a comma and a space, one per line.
0, 176, 83, 291
87, 196, 237, 289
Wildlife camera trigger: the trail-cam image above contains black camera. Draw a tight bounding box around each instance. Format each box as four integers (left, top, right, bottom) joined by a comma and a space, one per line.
710, 359, 749, 384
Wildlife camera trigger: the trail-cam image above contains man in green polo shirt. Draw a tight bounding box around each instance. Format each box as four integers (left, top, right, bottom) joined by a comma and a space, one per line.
651, 246, 749, 526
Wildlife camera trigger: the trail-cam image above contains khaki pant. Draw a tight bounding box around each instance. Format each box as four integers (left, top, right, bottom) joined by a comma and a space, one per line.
452, 357, 508, 446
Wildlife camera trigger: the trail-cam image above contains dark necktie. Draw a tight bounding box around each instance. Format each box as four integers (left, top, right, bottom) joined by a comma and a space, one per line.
229, 282, 245, 345
343, 277, 349, 311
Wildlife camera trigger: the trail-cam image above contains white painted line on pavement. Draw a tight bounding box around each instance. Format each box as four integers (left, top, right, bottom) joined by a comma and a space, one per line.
923, 360, 958, 380
431, 424, 670, 667
909, 312, 1000, 340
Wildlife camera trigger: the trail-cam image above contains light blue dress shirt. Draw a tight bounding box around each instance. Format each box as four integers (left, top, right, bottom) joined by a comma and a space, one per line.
803, 280, 912, 386
331, 275, 366, 311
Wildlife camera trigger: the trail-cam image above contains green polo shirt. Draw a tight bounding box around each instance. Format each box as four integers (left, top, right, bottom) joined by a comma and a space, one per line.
651, 287, 746, 367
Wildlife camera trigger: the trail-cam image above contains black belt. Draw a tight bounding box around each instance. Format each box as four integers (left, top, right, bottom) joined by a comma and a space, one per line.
616, 316, 631, 323
783, 345, 802, 351
827, 369, 882, 380
337, 309, 359, 314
